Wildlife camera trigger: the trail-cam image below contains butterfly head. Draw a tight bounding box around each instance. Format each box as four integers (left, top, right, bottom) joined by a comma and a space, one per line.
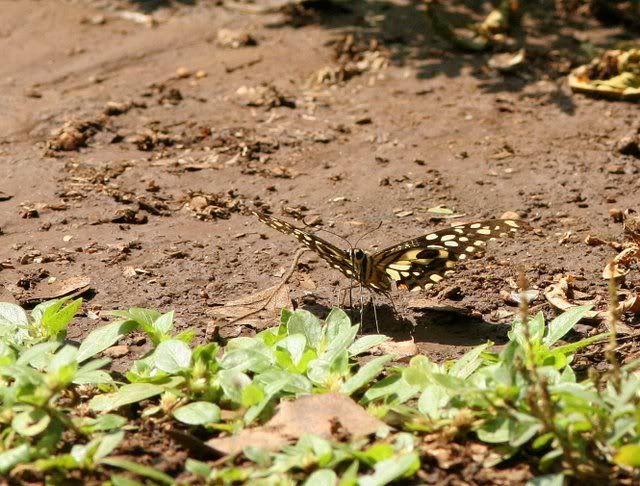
349, 248, 371, 281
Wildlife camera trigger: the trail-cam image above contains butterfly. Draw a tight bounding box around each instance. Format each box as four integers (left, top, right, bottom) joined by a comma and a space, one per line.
253, 211, 528, 293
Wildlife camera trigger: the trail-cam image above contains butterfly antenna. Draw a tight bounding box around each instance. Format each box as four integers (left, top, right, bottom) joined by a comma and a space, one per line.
355, 221, 383, 248
302, 217, 354, 251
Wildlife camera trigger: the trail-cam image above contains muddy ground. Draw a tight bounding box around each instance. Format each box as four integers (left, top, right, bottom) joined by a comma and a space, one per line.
0, 0, 639, 480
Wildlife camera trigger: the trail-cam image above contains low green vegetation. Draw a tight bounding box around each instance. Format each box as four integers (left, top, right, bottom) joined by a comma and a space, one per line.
0, 297, 638, 484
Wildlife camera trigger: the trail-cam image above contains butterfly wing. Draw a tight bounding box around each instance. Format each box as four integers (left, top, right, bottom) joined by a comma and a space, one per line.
253, 211, 356, 278
372, 219, 529, 291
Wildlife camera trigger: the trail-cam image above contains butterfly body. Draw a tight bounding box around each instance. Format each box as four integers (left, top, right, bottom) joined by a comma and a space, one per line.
253, 211, 528, 293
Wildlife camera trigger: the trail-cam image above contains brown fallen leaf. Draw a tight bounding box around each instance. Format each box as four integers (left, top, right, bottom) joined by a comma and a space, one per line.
544, 276, 599, 321
619, 291, 640, 315
544, 276, 635, 333
375, 340, 418, 360
602, 247, 638, 279
19, 276, 91, 305
210, 284, 292, 326
206, 429, 289, 457
206, 393, 386, 456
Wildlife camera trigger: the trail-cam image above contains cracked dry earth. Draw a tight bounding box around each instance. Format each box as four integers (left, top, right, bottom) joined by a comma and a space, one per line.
1, 0, 639, 368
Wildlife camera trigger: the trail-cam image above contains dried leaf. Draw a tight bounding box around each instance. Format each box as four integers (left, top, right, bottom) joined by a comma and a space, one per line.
210, 284, 292, 326
20, 276, 91, 305
206, 393, 385, 456
375, 340, 418, 360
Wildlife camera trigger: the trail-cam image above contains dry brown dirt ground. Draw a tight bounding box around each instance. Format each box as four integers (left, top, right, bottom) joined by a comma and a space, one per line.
1, 0, 639, 481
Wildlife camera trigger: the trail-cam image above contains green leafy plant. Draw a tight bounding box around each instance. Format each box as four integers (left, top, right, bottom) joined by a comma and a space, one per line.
0, 299, 123, 474
1, 297, 639, 484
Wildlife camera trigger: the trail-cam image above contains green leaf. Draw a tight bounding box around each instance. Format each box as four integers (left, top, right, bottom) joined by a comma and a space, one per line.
77, 414, 127, 433
528, 312, 546, 343
325, 308, 352, 339
94, 431, 125, 461
41, 298, 82, 337
185, 458, 212, 477
101, 458, 174, 484
241, 383, 265, 407
219, 369, 252, 403
173, 402, 221, 425
363, 374, 417, 405
614, 444, 640, 467
12, 409, 51, 437
323, 325, 359, 364
552, 333, 607, 356
278, 334, 307, 366
538, 448, 563, 471
341, 356, 392, 395
338, 460, 359, 486
531, 432, 554, 450
287, 310, 323, 349
154, 339, 192, 373
48, 345, 78, 374
477, 418, 510, 443
418, 384, 449, 418
89, 383, 164, 412
510, 419, 541, 448
526, 473, 565, 486
126, 308, 161, 328
153, 311, 174, 335
543, 305, 592, 346
175, 328, 196, 344
34, 454, 79, 471
304, 469, 337, 486
0, 444, 30, 474
431, 372, 465, 391
280, 307, 294, 326
348, 335, 389, 356
358, 452, 420, 486
77, 320, 138, 362
359, 443, 394, 464
73, 369, 114, 385
450, 342, 490, 378
0, 302, 28, 328
402, 356, 435, 388
243, 446, 271, 467
111, 476, 146, 486
16, 341, 61, 367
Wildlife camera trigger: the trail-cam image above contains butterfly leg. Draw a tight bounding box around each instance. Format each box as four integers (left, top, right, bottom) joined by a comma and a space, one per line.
349, 284, 354, 310
335, 284, 358, 308
384, 291, 403, 320
359, 283, 365, 329
370, 293, 380, 333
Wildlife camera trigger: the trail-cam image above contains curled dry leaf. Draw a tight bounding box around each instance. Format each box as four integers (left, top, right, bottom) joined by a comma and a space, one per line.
544, 276, 599, 321
545, 276, 639, 330
619, 291, 640, 315
602, 247, 639, 279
